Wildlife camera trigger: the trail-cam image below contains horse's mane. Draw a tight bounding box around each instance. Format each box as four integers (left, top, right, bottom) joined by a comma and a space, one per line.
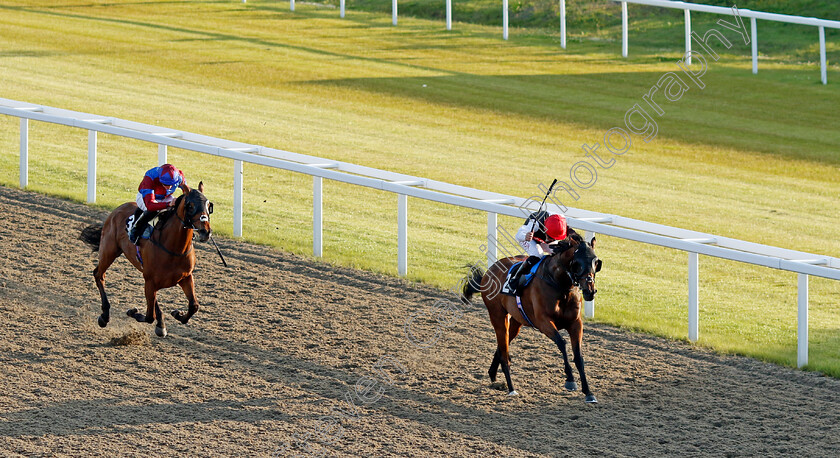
154, 194, 185, 229
550, 228, 583, 256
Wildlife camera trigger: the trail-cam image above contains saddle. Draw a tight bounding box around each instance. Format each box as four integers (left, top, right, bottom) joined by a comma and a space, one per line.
501, 258, 545, 297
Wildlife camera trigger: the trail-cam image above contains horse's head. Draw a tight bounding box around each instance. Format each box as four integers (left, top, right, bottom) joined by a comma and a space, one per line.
567, 238, 602, 301
177, 181, 213, 243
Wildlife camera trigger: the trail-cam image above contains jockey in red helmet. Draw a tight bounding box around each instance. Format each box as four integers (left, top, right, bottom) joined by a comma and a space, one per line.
128, 164, 189, 244
510, 212, 569, 291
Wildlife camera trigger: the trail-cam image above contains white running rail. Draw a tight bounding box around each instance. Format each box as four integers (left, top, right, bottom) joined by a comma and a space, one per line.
613, 0, 840, 84
2, 98, 838, 368
319, 0, 837, 83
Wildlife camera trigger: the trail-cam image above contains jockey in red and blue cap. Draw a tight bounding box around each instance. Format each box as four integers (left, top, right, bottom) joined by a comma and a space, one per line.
129, 164, 189, 244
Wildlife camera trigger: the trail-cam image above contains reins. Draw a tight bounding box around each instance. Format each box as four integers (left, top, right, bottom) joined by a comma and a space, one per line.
537, 247, 583, 291
149, 232, 194, 257
537, 254, 567, 290
147, 196, 197, 257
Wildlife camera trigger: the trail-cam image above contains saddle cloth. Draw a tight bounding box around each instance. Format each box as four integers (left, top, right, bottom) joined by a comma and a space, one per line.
501, 257, 545, 296
125, 213, 155, 241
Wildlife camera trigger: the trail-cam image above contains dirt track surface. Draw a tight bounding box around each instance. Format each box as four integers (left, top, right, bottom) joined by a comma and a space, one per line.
0, 184, 838, 457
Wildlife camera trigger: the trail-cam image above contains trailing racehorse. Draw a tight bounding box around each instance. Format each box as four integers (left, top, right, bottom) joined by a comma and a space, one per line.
462, 233, 602, 403
79, 182, 213, 337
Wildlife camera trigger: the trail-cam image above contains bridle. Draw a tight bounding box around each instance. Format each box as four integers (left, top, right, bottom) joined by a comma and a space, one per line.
174, 193, 212, 232
148, 192, 212, 257
569, 243, 597, 289
537, 243, 597, 291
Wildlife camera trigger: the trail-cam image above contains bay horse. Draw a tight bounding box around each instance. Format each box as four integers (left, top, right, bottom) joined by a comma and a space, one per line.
462, 233, 602, 403
79, 182, 213, 337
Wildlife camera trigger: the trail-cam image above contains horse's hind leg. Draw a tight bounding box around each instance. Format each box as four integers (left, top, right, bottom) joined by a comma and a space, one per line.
488, 349, 501, 382
568, 321, 596, 404
508, 320, 523, 344
487, 320, 522, 382
172, 274, 199, 325
490, 319, 522, 381
93, 244, 121, 328
490, 314, 517, 396
127, 282, 157, 325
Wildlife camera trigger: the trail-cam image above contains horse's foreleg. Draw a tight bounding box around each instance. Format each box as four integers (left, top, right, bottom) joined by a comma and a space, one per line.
172, 275, 199, 325
154, 300, 167, 338
551, 331, 577, 391
569, 322, 597, 404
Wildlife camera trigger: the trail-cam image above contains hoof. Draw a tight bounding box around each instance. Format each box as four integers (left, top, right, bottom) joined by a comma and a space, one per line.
507, 390, 518, 396
171, 310, 189, 324
126, 308, 138, 317
155, 326, 168, 338
97, 314, 109, 328
585, 394, 598, 404
565, 381, 578, 391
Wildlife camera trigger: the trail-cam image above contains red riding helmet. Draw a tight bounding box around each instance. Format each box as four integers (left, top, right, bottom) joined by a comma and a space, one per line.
544, 214, 567, 241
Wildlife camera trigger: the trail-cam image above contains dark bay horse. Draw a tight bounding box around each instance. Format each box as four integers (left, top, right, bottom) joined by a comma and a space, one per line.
79, 182, 213, 337
462, 234, 602, 403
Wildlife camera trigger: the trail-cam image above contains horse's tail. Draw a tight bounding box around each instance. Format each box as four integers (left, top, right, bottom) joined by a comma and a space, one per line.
79, 224, 103, 252
460, 264, 485, 304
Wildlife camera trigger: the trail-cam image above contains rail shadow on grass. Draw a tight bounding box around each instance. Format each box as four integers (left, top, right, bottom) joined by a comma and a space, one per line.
304, 71, 840, 164
0, 3, 465, 77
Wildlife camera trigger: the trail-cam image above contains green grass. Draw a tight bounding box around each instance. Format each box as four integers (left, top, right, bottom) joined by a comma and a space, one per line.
330, 0, 840, 63
0, 1, 838, 376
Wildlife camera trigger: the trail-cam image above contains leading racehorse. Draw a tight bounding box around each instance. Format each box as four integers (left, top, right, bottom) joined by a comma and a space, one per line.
462, 233, 602, 403
79, 182, 213, 337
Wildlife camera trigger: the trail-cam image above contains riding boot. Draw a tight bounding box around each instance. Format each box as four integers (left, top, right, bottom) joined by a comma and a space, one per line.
514, 256, 541, 292
129, 210, 156, 244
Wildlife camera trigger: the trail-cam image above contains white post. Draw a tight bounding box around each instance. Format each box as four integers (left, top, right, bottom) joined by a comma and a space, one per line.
392, 0, 397, 26
290, 0, 294, 12
313, 176, 323, 257
819, 26, 827, 85
446, 0, 452, 31
621, 1, 628, 58
688, 252, 699, 342
584, 230, 596, 318
502, 0, 508, 40
87, 130, 97, 203
487, 212, 497, 269
233, 159, 243, 237
751, 17, 758, 74
19, 118, 28, 188
684, 9, 691, 65
158, 144, 167, 166
559, 0, 566, 49
797, 273, 809, 368
340, 0, 345, 18
398, 194, 407, 276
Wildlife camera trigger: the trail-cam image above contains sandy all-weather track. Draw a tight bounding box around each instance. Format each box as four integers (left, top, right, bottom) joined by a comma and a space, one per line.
0, 184, 838, 457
